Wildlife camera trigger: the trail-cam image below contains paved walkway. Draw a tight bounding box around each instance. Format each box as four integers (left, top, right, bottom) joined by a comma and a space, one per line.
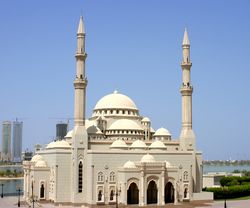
0, 197, 250, 208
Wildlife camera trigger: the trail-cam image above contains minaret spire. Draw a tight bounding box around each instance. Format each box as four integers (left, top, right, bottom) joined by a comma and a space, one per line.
180, 28, 195, 151
77, 16, 85, 34
74, 16, 87, 126
182, 28, 190, 45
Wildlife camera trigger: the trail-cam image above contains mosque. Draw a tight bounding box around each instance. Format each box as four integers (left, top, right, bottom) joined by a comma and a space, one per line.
23, 17, 212, 206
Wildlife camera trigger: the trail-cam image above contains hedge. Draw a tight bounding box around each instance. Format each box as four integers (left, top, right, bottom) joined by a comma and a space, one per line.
204, 184, 250, 199
220, 176, 250, 186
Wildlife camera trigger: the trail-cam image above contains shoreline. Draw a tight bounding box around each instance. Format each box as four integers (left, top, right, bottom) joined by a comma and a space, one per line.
0, 177, 23, 180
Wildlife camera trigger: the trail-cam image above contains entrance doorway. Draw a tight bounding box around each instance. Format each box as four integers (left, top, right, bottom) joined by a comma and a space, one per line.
147, 180, 157, 204
40, 184, 45, 199
127, 183, 139, 204
165, 182, 174, 203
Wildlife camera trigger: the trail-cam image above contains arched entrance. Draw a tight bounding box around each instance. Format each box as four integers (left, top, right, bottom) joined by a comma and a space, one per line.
147, 180, 157, 204
165, 182, 174, 203
184, 188, 188, 199
127, 182, 139, 204
40, 184, 45, 199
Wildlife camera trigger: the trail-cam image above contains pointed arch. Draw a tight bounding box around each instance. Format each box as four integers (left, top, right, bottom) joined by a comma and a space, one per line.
127, 182, 139, 204
40, 182, 45, 199
147, 180, 158, 204
165, 182, 174, 203
98, 190, 102, 201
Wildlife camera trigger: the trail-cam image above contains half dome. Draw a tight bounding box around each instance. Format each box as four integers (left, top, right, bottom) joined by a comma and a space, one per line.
31, 154, 44, 163
110, 140, 128, 149
130, 140, 147, 149
46, 140, 71, 149
154, 127, 171, 136
141, 154, 155, 163
142, 117, 150, 122
94, 91, 138, 110
149, 140, 167, 149
123, 160, 136, 168
108, 119, 143, 131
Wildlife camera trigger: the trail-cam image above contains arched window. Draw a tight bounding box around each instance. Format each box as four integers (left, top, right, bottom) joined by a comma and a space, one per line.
184, 188, 188, 198
98, 190, 102, 201
109, 172, 115, 182
98, 172, 104, 182
183, 171, 188, 181
110, 190, 114, 201
78, 161, 83, 192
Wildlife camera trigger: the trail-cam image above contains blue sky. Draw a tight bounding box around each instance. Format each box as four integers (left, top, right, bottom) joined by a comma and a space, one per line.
0, 0, 249, 160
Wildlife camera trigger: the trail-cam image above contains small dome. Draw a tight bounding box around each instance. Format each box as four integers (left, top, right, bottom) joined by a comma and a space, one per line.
31, 154, 44, 163
142, 117, 150, 122
123, 160, 136, 168
65, 130, 73, 138
141, 154, 155, 163
130, 140, 147, 149
165, 161, 172, 168
149, 140, 167, 149
94, 91, 138, 111
108, 119, 143, 131
35, 160, 47, 168
150, 127, 155, 133
46, 140, 71, 149
110, 140, 128, 149
154, 127, 171, 136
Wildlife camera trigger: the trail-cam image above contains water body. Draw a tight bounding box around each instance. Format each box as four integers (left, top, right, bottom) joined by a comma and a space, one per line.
0, 178, 23, 196
0, 165, 22, 172
0, 165, 23, 196
203, 164, 250, 174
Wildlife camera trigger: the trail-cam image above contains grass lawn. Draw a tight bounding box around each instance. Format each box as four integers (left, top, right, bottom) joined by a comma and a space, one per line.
230, 195, 250, 200
216, 196, 250, 201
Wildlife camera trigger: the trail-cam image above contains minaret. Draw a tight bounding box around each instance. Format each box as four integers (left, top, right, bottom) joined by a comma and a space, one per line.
71, 16, 88, 204
180, 28, 196, 151
74, 16, 87, 126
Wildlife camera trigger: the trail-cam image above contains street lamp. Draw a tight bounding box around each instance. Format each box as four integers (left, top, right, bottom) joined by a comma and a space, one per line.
115, 186, 121, 208
223, 186, 227, 208
31, 181, 35, 208
16, 185, 21, 207
1, 183, 4, 198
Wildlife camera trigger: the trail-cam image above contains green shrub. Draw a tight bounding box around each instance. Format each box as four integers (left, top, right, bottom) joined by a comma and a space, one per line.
204, 184, 250, 199
220, 176, 250, 186
228, 179, 239, 186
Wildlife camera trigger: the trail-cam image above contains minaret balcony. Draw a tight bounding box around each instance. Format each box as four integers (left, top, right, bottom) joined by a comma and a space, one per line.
181, 62, 192, 68
74, 78, 88, 89
75, 52, 87, 60
180, 85, 193, 95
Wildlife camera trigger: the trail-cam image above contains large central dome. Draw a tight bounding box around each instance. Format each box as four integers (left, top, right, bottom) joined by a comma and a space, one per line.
94, 91, 138, 110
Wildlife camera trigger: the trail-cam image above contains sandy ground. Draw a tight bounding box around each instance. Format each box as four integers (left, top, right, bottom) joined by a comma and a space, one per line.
0, 197, 250, 208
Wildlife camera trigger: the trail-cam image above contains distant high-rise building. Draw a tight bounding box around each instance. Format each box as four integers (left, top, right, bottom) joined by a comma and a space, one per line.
56, 123, 68, 140
1, 121, 11, 162
12, 121, 23, 162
